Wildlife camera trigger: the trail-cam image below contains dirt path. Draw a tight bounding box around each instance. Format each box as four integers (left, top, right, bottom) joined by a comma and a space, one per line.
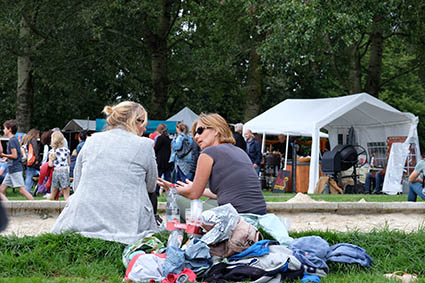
1, 212, 425, 238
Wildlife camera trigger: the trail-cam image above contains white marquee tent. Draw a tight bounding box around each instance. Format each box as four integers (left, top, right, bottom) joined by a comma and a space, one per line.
244, 93, 420, 194
167, 107, 199, 130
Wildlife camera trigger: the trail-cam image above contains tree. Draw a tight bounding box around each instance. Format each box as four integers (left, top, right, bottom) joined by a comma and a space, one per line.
257, 0, 425, 99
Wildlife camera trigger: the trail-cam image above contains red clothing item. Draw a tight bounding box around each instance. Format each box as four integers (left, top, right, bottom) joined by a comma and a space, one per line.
149, 132, 159, 140
38, 162, 53, 189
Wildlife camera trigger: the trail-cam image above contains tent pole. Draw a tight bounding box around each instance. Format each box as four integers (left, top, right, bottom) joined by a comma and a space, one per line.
284, 134, 289, 170
308, 128, 320, 194
261, 132, 266, 153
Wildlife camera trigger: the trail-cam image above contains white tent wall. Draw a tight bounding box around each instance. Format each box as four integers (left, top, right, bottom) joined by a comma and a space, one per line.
244, 92, 420, 194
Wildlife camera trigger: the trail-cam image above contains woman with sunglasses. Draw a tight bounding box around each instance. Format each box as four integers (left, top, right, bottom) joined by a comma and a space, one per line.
158, 113, 266, 216
52, 101, 159, 244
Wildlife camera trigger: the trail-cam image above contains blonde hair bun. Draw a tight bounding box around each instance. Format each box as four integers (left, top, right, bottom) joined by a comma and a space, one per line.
103, 106, 113, 116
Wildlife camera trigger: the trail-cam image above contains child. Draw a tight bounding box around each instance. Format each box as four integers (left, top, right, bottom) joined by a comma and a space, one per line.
47, 131, 71, 201
0, 120, 34, 200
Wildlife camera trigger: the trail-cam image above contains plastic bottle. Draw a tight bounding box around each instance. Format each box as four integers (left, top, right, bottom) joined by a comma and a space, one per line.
166, 184, 180, 231
167, 229, 184, 248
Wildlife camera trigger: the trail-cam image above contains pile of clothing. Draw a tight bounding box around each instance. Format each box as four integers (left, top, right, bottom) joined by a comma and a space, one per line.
123, 204, 373, 283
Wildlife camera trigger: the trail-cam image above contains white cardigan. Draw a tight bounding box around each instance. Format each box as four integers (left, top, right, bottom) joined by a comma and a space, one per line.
52, 128, 159, 244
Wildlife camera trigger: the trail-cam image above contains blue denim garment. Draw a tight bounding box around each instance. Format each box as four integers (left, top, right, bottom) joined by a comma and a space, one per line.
289, 236, 329, 273
408, 182, 425, 202
163, 238, 212, 275
164, 246, 186, 275
326, 243, 373, 268
184, 238, 212, 272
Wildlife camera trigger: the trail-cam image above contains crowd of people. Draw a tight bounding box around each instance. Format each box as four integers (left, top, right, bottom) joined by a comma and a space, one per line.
0, 121, 87, 201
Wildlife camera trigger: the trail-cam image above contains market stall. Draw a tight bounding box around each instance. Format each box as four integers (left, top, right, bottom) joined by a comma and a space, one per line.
244, 93, 420, 194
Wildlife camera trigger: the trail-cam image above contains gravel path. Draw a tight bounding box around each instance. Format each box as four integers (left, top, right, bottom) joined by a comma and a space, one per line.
1, 212, 424, 237
1, 194, 424, 237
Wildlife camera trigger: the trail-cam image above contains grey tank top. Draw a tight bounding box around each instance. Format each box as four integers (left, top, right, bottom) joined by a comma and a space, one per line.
203, 143, 266, 215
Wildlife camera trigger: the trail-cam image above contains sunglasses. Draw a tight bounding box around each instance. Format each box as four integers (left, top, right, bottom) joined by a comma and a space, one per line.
195, 126, 213, 135
136, 118, 144, 124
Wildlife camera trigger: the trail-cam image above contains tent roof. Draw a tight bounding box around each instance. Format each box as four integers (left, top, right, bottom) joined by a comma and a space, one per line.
244, 93, 414, 136
63, 119, 96, 132
167, 107, 199, 129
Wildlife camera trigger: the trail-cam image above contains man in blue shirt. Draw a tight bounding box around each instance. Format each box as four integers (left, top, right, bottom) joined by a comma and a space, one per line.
0, 120, 34, 201
244, 129, 262, 175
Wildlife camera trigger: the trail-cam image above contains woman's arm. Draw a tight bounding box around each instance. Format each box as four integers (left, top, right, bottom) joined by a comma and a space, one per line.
202, 188, 217, 199
158, 153, 213, 199
175, 153, 213, 199
42, 145, 49, 164
408, 170, 423, 183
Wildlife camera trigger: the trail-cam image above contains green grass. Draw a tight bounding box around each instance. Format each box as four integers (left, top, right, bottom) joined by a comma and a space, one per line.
0, 233, 125, 282
0, 230, 424, 282
261, 191, 421, 202
6, 188, 420, 202
150, 192, 416, 203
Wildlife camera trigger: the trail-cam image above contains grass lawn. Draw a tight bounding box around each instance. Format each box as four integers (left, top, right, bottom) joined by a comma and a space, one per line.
5, 188, 422, 202
0, 230, 424, 282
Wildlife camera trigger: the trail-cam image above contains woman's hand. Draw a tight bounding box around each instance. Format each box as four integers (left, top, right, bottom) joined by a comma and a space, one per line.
157, 178, 173, 192
175, 179, 193, 191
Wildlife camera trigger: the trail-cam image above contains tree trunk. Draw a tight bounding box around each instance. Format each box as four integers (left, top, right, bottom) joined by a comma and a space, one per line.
365, 18, 384, 98
16, 16, 34, 132
149, 0, 172, 120
150, 41, 168, 120
347, 45, 362, 94
243, 46, 262, 122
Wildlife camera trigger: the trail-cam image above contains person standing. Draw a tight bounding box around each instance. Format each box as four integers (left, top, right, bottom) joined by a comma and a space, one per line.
149, 124, 162, 141
233, 123, 246, 152
40, 130, 53, 165
171, 122, 195, 182
76, 130, 87, 154
0, 120, 34, 201
272, 134, 295, 160
151, 123, 172, 225
47, 131, 71, 201
244, 129, 262, 176
21, 129, 40, 193
154, 124, 172, 186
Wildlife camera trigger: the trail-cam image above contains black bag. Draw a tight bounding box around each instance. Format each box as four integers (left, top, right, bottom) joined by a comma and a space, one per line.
175, 137, 192, 158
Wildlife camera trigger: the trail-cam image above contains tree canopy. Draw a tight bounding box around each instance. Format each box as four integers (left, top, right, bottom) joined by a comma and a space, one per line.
0, 0, 424, 149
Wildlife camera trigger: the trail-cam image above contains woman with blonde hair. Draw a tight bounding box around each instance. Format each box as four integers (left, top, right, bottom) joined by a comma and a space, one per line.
47, 131, 71, 200
158, 113, 266, 215
52, 101, 158, 244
